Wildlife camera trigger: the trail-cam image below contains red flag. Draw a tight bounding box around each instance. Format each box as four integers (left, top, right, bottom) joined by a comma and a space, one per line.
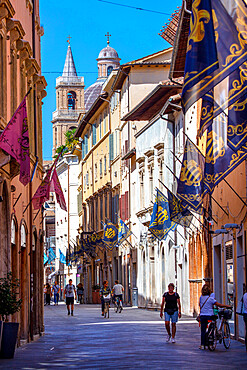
32, 168, 52, 210
0, 96, 30, 185
50, 168, 67, 211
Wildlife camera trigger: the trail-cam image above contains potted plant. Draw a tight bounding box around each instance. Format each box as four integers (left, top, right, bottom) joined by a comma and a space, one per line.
0, 272, 22, 358
92, 284, 101, 304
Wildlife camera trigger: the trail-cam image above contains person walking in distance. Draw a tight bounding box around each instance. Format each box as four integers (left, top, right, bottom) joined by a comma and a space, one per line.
160, 283, 181, 343
64, 279, 76, 316
77, 283, 84, 304
52, 281, 60, 305
45, 283, 52, 306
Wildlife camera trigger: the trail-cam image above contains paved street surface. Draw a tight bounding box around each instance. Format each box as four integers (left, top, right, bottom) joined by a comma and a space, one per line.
0, 303, 246, 369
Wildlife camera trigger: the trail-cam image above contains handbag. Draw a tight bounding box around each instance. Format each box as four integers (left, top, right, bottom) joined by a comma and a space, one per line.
236, 297, 244, 315
196, 296, 210, 322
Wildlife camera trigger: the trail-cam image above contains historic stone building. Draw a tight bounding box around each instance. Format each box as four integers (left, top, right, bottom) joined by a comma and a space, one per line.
0, 0, 46, 344
52, 42, 85, 156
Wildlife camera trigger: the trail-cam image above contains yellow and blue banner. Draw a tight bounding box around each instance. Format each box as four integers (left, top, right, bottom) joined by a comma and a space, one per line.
177, 140, 204, 214
118, 219, 132, 246
167, 188, 193, 228
103, 222, 118, 250
182, 0, 247, 113
148, 189, 177, 241
204, 121, 247, 195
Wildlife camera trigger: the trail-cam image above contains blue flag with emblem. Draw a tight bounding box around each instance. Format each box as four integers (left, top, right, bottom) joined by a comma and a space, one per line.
148, 189, 177, 241
103, 222, 118, 250
182, 0, 247, 114
199, 89, 214, 138
118, 219, 132, 246
177, 139, 204, 214
44, 253, 48, 265
203, 119, 247, 195
59, 249, 66, 264
167, 188, 193, 228
47, 247, 56, 264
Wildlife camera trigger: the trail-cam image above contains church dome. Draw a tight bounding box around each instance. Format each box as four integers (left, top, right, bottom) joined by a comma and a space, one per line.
97, 45, 120, 60
84, 80, 105, 112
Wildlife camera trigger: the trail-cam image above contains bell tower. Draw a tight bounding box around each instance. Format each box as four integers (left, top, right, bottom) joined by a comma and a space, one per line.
52, 38, 85, 155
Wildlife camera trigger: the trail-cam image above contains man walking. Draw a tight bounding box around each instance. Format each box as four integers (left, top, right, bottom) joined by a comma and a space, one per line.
64, 279, 76, 316
52, 281, 60, 305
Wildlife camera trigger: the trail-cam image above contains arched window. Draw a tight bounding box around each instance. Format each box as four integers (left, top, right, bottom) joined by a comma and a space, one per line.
107, 66, 113, 76
67, 91, 76, 110
21, 224, 26, 248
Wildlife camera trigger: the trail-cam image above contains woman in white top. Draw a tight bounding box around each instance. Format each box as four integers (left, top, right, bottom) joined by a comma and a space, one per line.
199, 284, 231, 350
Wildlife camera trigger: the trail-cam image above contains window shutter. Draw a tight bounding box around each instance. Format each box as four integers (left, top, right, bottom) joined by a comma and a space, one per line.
122, 193, 125, 221
125, 191, 129, 220
93, 124, 96, 145
81, 139, 85, 159
109, 133, 114, 161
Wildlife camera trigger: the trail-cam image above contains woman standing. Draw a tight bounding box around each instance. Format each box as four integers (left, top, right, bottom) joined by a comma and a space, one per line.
45, 283, 52, 305
199, 284, 231, 350
160, 283, 181, 343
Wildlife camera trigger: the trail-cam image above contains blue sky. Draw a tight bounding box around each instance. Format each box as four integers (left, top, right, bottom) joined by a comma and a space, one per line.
40, 0, 182, 160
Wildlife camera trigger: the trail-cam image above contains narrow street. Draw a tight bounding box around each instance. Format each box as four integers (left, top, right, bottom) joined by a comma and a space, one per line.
0, 304, 246, 369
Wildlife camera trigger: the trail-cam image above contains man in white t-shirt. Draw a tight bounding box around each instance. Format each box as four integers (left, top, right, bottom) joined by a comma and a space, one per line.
64, 279, 76, 316
112, 280, 124, 308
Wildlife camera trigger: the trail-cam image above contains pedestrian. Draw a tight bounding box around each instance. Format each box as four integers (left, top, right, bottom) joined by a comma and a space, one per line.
45, 283, 52, 305
52, 281, 60, 305
112, 280, 124, 308
76, 283, 84, 304
198, 284, 231, 350
64, 279, 76, 316
44, 284, 47, 305
242, 290, 247, 351
160, 283, 181, 343
100, 280, 111, 316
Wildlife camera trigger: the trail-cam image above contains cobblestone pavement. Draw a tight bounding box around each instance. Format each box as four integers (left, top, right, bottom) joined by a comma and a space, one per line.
0, 303, 246, 369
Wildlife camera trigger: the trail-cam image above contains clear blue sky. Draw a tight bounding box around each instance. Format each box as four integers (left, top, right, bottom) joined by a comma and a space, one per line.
40, 0, 182, 160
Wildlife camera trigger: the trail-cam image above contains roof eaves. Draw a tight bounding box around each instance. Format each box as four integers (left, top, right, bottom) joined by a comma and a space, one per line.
111, 66, 131, 91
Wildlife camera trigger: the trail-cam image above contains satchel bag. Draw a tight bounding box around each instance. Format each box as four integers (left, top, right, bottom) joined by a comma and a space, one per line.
236, 297, 244, 315
196, 296, 210, 322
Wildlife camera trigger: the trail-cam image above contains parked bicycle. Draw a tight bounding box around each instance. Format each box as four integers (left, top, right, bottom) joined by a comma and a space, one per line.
103, 294, 111, 318
206, 308, 232, 351
114, 295, 123, 313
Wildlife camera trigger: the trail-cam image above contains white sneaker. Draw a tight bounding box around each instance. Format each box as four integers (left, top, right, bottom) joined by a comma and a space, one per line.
171, 338, 176, 343
166, 335, 171, 342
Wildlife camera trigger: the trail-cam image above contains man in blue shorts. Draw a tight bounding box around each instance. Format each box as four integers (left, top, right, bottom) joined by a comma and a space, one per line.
160, 283, 181, 343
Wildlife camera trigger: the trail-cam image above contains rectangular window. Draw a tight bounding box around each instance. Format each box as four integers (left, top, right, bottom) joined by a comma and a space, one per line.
100, 196, 103, 223
105, 193, 108, 219
81, 139, 85, 158
85, 134, 88, 154
104, 110, 107, 134
104, 155, 107, 174
99, 115, 102, 139
100, 159, 103, 177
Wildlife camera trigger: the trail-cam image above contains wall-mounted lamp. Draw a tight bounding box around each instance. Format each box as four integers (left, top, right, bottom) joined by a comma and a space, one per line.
223, 223, 240, 229
214, 229, 229, 234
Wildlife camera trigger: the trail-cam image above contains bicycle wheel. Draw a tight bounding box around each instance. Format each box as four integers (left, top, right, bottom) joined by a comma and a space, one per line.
223, 321, 231, 349
207, 322, 217, 351
107, 302, 110, 318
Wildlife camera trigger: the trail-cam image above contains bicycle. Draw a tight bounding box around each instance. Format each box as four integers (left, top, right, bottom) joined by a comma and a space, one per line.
103, 294, 111, 318
206, 308, 232, 351
114, 296, 123, 313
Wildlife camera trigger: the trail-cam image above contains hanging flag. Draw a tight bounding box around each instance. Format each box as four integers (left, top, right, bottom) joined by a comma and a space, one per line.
103, 222, 118, 250
148, 189, 177, 241
199, 89, 214, 138
182, 0, 247, 114
0, 95, 30, 185
203, 120, 247, 195
59, 249, 66, 264
32, 168, 52, 209
47, 247, 56, 264
227, 63, 247, 152
167, 188, 193, 228
177, 139, 204, 214
118, 219, 132, 246
44, 253, 48, 265
50, 168, 67, 211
